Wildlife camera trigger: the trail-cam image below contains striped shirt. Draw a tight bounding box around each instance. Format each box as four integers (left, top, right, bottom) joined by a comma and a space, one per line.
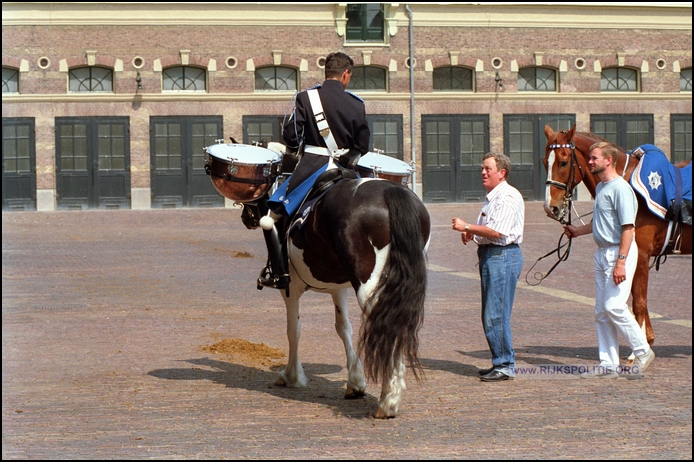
473, 180, 525, 246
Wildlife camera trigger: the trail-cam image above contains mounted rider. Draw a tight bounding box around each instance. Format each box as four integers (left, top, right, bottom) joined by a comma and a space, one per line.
257, 52, 371, 290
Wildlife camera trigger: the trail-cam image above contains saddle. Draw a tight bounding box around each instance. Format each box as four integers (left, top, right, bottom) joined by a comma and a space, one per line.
630, 144, 692, 260
630, 144, 692, 225
287, 167, 359, 237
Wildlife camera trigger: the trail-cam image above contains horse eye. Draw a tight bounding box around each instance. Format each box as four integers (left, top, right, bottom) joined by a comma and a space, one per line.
559, 161, 569, 168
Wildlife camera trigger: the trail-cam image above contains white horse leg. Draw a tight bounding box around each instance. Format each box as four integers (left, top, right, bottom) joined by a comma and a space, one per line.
275, 277, 307, 388
331, 289, 366, 398
374, 355, 406, 419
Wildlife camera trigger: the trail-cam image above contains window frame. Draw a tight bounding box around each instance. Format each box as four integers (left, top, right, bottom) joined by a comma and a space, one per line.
670, 114, 692, 164
68, 66, 114, 93
680, 68, 692, 92
600, 67, 640, 92
162, 66, 208, 92
518, 66, 557, 92
349, 65, 388, 92
432, 66, 474, 92
366, 114, 403, 159
346, 3, 385, 43
254, 66, 299, 92
2, 67, 19, 94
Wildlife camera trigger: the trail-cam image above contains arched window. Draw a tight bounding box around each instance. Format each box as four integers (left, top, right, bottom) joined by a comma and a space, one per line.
255, 66, 298, 91
518, 67, 556, 91
433, 66, 473, 92
681, 68, 692, 92
349, 65, 387, 91
69, 66, 113, 92
601, 67, 638, 92
162, 66, 207, 91
2, 67, 19, 93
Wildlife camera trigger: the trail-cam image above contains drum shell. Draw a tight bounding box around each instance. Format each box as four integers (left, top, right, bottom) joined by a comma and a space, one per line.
356, 166, 410, 186
356, 152, 413, 186
205, 150, 279, 203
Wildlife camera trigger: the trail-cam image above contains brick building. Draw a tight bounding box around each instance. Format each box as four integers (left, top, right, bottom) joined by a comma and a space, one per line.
2, 2, 692, 210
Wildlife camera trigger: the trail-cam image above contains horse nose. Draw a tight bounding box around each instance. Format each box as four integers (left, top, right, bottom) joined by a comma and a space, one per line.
544, 204, 559, 219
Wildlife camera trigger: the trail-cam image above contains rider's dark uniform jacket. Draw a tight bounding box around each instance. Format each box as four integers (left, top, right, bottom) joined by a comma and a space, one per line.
282, 79, 370, 191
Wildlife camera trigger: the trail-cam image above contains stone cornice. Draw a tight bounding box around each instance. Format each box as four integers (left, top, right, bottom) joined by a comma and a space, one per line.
2, 3, 691, 30
2, 92, 691, 105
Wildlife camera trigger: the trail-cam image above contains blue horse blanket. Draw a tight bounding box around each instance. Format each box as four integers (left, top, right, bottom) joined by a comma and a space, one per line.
630, 144, 692, 223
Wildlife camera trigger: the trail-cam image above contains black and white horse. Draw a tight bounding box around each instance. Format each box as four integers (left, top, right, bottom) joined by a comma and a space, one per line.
274, 178, 430, 418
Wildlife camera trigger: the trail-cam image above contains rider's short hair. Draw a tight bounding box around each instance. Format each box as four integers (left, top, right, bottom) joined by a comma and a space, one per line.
590, 141, 619, 161
325, 52, 354, 79
483, 152, 512, 179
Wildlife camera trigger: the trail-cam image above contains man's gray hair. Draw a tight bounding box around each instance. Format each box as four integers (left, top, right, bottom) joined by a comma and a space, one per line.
483, 152, 512, 179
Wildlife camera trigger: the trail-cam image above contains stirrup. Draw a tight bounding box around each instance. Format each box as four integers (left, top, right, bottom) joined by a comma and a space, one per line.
257, 265, 290, 290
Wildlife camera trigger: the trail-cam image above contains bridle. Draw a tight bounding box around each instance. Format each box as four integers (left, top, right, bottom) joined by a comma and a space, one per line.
527, 136, 589, 286
545, 141, 585, 212
545, 136, 589, 226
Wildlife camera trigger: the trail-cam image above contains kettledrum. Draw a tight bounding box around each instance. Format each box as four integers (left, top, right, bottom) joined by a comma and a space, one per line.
204, 142, 281, 202
356, 152, 414, 186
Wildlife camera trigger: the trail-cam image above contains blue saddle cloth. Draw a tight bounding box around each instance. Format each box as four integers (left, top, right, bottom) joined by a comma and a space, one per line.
630, 144, 692, 221
267, 164, 330, 217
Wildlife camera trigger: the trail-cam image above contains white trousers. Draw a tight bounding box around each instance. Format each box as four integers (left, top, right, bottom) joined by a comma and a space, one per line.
593, 240, 650, 366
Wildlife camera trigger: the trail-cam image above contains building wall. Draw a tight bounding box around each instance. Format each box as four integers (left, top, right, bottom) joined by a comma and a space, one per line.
2, 2, 692, 209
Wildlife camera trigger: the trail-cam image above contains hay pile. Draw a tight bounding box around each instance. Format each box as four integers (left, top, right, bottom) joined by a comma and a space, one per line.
202, 338, 285, 367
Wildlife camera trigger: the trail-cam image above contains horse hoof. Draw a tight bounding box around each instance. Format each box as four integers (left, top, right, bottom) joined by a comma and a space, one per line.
373, 408, 396, 419
345, 389, 366, 400
275, 377, 287, 386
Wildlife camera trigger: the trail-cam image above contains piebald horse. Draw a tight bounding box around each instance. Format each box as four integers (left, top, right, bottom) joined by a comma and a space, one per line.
277, 178, 430, 418
543, 125, 692, 351
206, 141, 430, 418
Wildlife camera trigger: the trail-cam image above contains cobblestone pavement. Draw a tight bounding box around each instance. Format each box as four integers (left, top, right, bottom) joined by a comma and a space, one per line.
3, 202, 691, 459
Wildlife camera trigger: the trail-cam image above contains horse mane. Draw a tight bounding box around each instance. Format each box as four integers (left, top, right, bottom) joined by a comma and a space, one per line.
574, 131, 625, 150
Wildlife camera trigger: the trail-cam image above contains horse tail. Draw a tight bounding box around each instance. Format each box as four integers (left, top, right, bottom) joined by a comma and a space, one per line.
359, 186, 427, 384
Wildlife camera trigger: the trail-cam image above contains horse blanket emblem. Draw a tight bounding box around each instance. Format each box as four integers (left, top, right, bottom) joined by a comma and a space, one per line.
648, 171, 663, 191
630, 144, 692, 224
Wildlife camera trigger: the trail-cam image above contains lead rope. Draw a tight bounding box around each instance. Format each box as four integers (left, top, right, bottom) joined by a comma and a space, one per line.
524, 198, 592, 286
525, 229, 572, 286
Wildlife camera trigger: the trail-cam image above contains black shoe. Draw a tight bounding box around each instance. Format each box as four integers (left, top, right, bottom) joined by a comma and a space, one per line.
478, 366, 495, 376
480, 370, 512, 382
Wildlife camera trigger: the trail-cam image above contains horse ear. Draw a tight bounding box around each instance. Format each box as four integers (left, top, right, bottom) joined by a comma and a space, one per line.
567, 124, 576, 139
544, 124, 554, 140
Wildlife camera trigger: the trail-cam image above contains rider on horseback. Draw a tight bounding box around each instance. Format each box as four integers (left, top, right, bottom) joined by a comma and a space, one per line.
257, 51, 371, 290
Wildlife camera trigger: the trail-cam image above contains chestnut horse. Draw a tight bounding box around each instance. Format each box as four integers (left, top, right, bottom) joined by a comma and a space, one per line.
542, 125, 692, 351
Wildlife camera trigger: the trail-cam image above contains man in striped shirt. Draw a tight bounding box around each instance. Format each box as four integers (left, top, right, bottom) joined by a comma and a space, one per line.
452, 152, 525, 382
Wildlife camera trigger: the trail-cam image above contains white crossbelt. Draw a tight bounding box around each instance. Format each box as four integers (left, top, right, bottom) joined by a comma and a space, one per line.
304, 145, 349, 157
307, 88, 340, 157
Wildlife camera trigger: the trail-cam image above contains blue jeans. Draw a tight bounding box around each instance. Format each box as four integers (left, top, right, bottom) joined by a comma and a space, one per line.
477, 244, 523, 376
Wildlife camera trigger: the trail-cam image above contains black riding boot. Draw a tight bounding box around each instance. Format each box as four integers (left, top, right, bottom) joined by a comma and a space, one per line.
258, 223, 290, 291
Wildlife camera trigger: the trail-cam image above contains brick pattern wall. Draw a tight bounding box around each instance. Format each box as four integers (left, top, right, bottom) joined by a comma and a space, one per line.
2, 18, 692, 200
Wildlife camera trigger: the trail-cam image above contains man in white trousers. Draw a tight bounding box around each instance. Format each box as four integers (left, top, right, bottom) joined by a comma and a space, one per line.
563, 141, 655, 378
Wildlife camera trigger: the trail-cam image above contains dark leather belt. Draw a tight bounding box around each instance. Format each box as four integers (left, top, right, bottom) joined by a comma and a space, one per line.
477, 243, 519, 249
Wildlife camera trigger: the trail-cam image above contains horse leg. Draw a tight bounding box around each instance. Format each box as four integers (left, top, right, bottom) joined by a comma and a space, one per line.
374, 354, 406, 419
627, 248, 654, 364
331, 288, 366, 399
275, 277, 308, 388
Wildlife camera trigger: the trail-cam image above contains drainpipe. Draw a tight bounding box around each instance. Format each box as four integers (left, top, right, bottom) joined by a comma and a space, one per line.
406, 4, 416, 193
